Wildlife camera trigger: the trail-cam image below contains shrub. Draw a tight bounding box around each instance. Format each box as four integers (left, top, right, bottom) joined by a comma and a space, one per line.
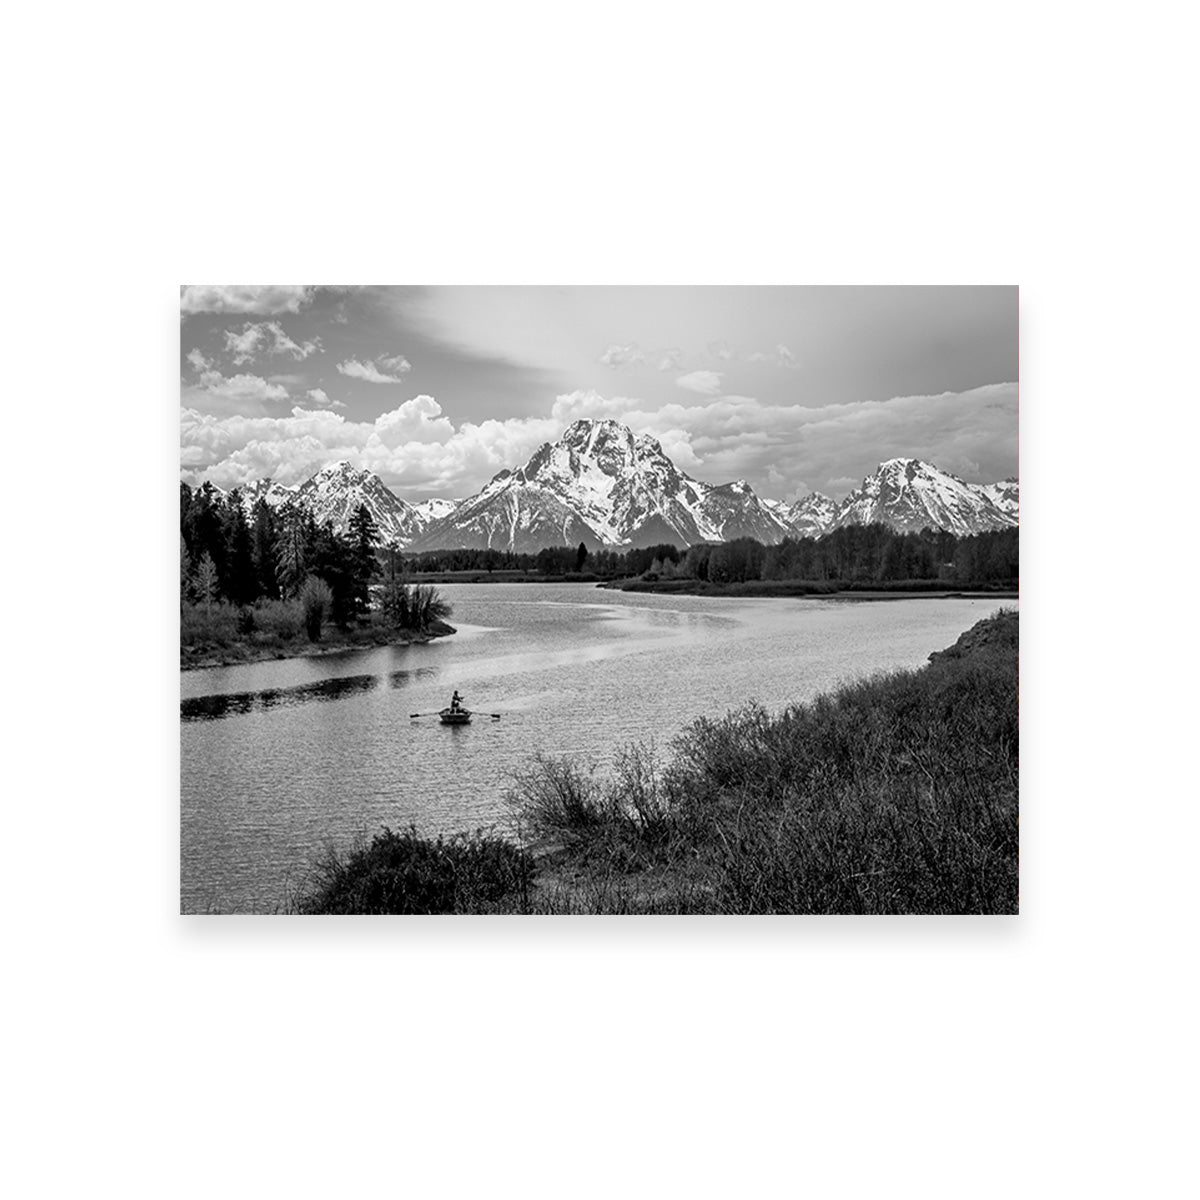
505, 611, 1019, 914
296, 827, 535, 914
299, 575, 333, 641
253, 598, 302, 640
506, 754, 609, 847
236, 606, 257, 635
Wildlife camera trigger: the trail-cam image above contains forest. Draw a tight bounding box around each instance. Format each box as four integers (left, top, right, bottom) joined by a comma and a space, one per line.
180, 480, 1016, 665
179, 482, 450, 665
407, 524, 1019, 587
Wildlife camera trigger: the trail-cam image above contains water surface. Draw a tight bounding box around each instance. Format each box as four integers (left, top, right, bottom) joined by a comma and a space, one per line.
181, 583, 1012, 912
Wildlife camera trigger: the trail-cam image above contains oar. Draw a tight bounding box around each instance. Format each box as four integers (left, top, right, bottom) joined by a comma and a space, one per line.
409, 710, 503, 719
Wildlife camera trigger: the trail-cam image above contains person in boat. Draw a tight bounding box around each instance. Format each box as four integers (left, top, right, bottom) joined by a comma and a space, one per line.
450, 690, 463, 713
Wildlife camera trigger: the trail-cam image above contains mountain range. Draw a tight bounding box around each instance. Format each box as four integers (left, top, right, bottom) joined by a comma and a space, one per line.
199, 418, 1018, 551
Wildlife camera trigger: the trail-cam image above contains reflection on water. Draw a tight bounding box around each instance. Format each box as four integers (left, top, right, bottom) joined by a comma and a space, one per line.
182, 673, 380, 721
181, 582, 1014, 913
182, 666, 441, 722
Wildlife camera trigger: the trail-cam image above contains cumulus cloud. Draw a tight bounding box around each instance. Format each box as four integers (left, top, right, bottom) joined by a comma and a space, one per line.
185, 370, 290, 414
675, 370, 724, 395
549, 390, 641, 423
180, 285, 316, 316
181, 395, 558, 495
186, 348, 212, 373
224, 321, 320, 365
656, 348, 683, 371
599, 343, 645, 368
181, 381, 1018, 505
336, 355, 412, 383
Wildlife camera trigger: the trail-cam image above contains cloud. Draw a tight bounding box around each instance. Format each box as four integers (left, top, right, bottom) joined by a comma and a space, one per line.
183, 369, 290, 416
306, 388, 344, 410
180, 285, 316, 317
656, 348, 683, 371
675, 370, 724, 395
707, 340, 735, 362
186, 348, 212, 373
224, 321, 320, 365
599, 343, 645, 368
336, 356, 412, 384
181, 396, 558, 495
181, 381, 1018, 506
549, 390, 641, 423
746, 343, 799, 367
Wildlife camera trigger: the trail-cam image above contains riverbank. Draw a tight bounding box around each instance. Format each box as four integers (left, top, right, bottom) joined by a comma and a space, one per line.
294, 608, 1018, 915
601, 577, 1018, 599
181, 613, 456, 670
408, 569, 602, 584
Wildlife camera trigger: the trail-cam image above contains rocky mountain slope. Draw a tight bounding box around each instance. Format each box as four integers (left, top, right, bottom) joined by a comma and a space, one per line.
829, 458, 1017, 537
191, 422, 1018, 550
407, 419, 796, 553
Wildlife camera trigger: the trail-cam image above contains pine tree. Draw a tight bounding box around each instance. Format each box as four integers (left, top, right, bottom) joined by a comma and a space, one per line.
275, 510, 308, 598
575, 541, 588, 572
224, 494, 259, 606
251, 500, 278, 599
381, 545, 408, 629
348, 502, 380, 617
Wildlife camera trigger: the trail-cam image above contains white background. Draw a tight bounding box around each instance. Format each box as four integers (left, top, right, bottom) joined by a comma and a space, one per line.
4, 2, 1195, 1197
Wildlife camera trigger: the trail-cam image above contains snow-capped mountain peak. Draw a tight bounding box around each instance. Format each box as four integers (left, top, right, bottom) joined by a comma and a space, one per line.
193, 424, 1018, 551
407, 418, 795, 552
832, 459, 1016, 536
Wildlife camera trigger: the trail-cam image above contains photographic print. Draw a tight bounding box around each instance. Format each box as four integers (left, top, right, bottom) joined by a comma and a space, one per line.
180, 285, 1018, 915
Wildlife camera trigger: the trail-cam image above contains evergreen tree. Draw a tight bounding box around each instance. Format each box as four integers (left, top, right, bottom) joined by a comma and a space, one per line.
348, 502, 380, 616
251, 500, 279, 599
309, 523, 355, 628
223, 494, 259, 606
575, 541, 588, 572
275, 510, 308, 598
381, 545, 409, 629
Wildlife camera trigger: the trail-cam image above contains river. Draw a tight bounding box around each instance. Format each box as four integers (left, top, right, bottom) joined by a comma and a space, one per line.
180, 583, 1013, 913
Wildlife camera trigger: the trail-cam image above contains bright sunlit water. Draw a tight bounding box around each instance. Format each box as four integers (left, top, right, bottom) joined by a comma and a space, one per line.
180, 583, 1013, 913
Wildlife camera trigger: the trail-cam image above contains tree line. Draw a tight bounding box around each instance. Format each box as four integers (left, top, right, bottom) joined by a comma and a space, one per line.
179, 482, 449, 637
406, 525, 1018, 586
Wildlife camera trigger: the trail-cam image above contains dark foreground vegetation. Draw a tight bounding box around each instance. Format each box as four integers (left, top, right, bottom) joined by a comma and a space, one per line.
295, 609, 1019, 915
180, 482, 452, 667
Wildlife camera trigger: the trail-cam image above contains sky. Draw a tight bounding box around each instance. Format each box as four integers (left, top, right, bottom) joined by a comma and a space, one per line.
180, 285, 1017, 503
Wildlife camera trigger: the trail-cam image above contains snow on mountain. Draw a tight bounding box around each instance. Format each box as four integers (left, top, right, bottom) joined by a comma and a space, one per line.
409, 419, 793, 552
188, 435, 1019, 551
782, 492, 838, 538
971, 478, 1019, 522
831, 459, 1016, 536
695, 479, 793, 544
412, 497, 460, 525
236, 478, 298, 514
291, 460, 424, 544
